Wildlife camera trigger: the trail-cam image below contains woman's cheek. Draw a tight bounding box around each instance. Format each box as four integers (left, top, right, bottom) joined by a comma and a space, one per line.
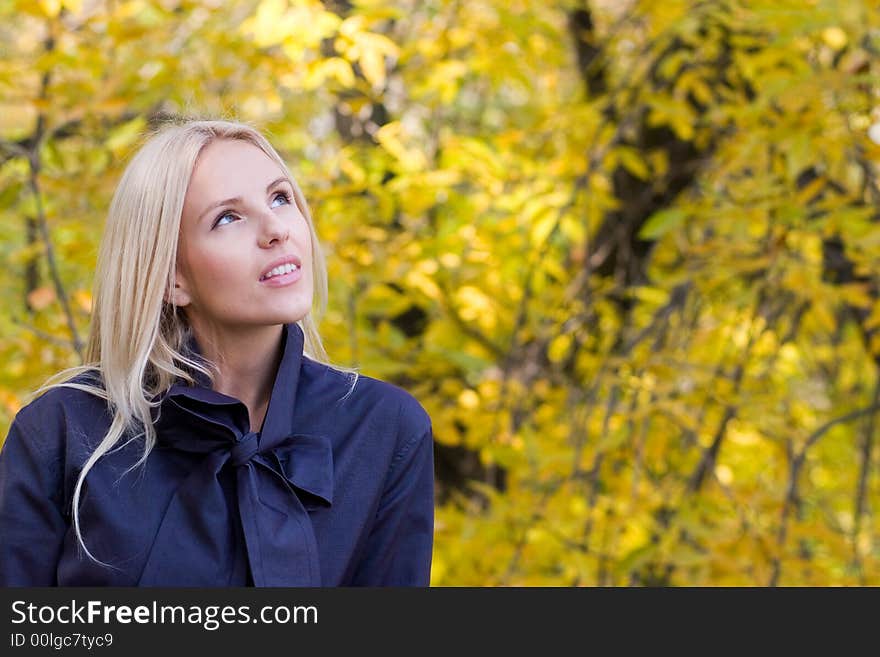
188, 251, 240, 301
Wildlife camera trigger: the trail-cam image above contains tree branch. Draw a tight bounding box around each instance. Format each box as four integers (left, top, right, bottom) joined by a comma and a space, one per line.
769, 401, 880, 586
11, 315, 79, 350
26, 25, 84, 361
851, 375, 880, 582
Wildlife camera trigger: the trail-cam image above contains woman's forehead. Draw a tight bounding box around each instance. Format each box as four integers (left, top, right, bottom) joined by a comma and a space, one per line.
182, 139, 289, 220
190, 139, 284, 188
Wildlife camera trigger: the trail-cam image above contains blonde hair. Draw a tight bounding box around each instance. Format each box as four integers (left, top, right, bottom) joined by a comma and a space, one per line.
27, 118, 356, 565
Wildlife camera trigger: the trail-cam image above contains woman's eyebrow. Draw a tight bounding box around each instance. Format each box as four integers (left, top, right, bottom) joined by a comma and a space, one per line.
198, 176, 292, 222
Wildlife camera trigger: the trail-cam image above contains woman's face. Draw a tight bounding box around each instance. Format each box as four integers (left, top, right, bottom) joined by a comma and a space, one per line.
173, 138, 314, 333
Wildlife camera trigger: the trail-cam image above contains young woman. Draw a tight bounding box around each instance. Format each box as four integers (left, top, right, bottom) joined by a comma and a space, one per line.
0, 119, 434, 586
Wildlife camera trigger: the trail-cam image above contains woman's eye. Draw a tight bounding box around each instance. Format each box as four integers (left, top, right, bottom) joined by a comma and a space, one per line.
271, 192, 291, 208
213, 212, 237, 228
211, 192, 289, 228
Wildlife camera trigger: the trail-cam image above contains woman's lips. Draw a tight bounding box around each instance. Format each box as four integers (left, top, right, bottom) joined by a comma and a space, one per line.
259, 266, 303, 287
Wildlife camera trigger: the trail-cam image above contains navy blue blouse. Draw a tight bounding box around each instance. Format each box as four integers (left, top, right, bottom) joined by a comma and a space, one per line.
0, 323, 434, 586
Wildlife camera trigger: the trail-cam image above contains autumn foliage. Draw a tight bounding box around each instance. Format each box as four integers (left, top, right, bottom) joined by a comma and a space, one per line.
2, 0, 880, 585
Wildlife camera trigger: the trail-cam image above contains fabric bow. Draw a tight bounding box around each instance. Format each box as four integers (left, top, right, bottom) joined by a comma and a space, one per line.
138, 323, 333, 586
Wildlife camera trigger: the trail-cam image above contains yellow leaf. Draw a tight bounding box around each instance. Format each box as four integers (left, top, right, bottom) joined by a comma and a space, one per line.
375, 121, 428, 171
243, 0, 291, 47
616, 147, 650, 180
808, 301, 837, 333
838, 283, 873, 309
455, 285, 492, 321
73, 289, 93, 313
38, 0, 60, 17
405, 269, 441, 300
715, 464, 734, 485
557, 214, 583, 244
530, 212, 557, 247
305, 58, 355, 89
351, 31, 398, 89
106, 116, 146, 157
458, 389, 480, 409
548, 333, 572, 363
689, 77, 713, 106
359, 49, 386, 88
864, 304, 880, 332
822, 27, 847, 51
439, 253, 460, 268
795, 177, 825, 205
671, 114, 695, 140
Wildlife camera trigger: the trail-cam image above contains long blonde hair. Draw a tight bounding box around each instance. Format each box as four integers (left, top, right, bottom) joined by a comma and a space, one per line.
27, 118, 356, 564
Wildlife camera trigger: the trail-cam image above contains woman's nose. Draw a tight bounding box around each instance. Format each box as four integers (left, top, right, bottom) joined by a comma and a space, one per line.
258, 211, 289, 248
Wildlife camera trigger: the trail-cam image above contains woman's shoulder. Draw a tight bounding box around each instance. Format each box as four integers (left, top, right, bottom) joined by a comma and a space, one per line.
3, 369, 108, 485
353, 372, 432, 434
12, 368, 108, 433
301, 359, 432, 436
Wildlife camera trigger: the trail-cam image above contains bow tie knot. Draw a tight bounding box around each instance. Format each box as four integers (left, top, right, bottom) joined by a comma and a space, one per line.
146, 323, 335, 586
230, 432, 260, 466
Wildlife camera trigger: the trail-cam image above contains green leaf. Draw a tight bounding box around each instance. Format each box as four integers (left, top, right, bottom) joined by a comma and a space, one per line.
638, 208, 687, 240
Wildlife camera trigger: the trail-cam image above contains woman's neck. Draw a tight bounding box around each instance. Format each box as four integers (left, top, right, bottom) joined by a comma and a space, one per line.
191, 322, 284, 433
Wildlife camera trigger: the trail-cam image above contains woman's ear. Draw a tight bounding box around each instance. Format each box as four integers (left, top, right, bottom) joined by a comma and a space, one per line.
167, 277, 192, 308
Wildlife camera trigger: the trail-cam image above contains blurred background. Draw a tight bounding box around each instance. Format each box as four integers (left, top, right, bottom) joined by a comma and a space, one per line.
2, 0, 880, 585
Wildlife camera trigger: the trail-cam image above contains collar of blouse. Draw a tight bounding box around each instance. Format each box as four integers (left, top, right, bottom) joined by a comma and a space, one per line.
143, 322, 333, 585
